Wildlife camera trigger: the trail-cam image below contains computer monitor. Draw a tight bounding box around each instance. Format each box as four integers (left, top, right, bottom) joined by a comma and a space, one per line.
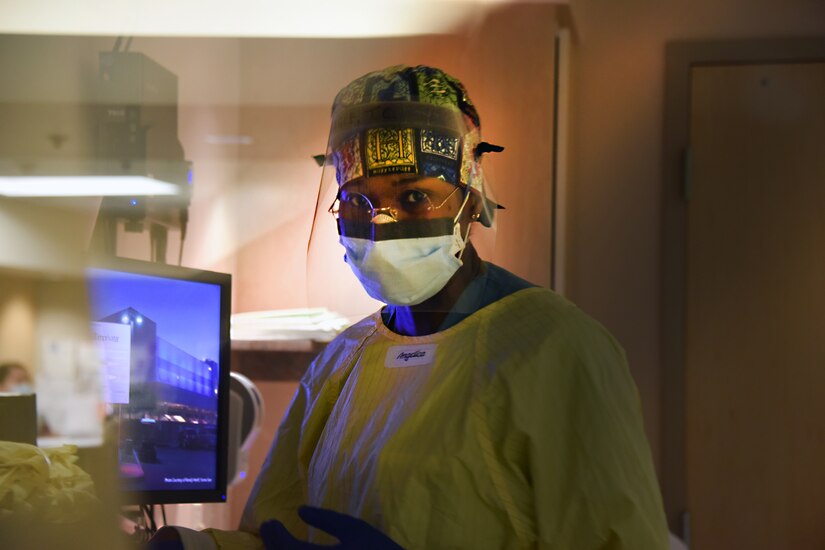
86, 257, 231, 505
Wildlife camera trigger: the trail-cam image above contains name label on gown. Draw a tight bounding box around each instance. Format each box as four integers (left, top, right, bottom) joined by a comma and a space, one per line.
385, 344, 438, 368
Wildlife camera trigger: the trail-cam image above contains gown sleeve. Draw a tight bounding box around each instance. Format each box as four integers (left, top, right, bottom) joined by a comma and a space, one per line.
200, 376, 311, 549
202, 322, 375, 549
501, 295, 670, 549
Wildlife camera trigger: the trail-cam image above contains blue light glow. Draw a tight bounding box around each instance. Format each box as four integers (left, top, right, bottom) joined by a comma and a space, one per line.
130, 198, 139, 206
87, 268, 221, 362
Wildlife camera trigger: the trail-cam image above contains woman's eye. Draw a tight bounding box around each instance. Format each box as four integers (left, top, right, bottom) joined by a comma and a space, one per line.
401, 190, 428, 204
345, 194, 369, 208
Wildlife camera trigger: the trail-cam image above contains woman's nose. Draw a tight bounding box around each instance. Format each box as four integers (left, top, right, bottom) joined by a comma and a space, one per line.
370, 206, 397, 224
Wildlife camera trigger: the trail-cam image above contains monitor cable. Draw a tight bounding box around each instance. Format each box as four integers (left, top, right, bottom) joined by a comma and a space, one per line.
178, 207, 189, 266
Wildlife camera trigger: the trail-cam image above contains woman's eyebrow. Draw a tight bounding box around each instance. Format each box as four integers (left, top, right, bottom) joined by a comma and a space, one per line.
340, 179, 367, 193
391, 175, 426, 187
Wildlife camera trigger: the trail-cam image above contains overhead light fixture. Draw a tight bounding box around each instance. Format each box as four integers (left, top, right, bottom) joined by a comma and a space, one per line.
0, 39, 194, 261
0, 47, 192, 201
0, 175, 181, 197
0, 0, 510, 38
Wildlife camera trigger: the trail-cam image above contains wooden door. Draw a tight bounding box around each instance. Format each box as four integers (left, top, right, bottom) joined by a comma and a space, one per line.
686, 62, 825, 549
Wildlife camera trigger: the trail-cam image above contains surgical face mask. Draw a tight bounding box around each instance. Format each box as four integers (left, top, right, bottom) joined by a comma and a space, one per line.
341, 215, 471, 306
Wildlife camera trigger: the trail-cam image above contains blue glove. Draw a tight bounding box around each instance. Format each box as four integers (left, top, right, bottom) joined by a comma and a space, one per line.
260, 506, 404, 550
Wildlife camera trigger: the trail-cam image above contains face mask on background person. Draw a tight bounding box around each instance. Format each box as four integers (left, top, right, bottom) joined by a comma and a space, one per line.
0, 363, 34, 394
7, 383, 34, 394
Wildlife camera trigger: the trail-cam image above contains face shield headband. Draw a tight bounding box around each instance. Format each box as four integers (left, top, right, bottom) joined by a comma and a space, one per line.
327, 103, 499, 236
330, 102, 481, 190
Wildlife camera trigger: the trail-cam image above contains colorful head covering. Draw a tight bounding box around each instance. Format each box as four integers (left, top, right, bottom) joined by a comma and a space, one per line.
329, 65, 483, 191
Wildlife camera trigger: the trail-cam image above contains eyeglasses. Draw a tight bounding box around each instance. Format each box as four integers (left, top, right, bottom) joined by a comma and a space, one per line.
329, 186, 461, 223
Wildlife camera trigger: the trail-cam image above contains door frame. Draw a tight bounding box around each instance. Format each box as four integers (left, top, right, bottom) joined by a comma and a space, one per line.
660, 36, 825, 536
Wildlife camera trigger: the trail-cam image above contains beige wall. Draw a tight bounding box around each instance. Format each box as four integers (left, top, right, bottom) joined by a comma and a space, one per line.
0, 273, 91, 375
566, 0, 825, 471
0, 275, 36, 369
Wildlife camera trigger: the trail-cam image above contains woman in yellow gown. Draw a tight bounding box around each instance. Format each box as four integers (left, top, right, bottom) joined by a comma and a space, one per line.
162, 65, 668, 550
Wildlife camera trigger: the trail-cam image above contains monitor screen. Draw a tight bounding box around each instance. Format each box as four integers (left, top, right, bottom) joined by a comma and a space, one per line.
86, 257, 231, 505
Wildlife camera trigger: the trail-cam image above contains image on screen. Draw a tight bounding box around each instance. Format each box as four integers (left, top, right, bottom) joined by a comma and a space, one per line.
86, 265, 226, 500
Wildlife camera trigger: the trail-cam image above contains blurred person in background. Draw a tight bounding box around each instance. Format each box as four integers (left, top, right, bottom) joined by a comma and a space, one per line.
0, 361, 34, 394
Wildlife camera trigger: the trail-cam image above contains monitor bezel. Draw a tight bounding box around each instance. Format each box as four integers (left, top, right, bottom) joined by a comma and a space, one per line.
87, 255, 231, 506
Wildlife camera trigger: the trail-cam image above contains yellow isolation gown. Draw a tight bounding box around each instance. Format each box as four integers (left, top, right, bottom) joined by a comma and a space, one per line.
207, 287, 669, 549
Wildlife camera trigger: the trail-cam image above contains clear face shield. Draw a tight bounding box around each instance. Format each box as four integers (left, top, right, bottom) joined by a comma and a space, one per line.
307, 96, 501, 324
